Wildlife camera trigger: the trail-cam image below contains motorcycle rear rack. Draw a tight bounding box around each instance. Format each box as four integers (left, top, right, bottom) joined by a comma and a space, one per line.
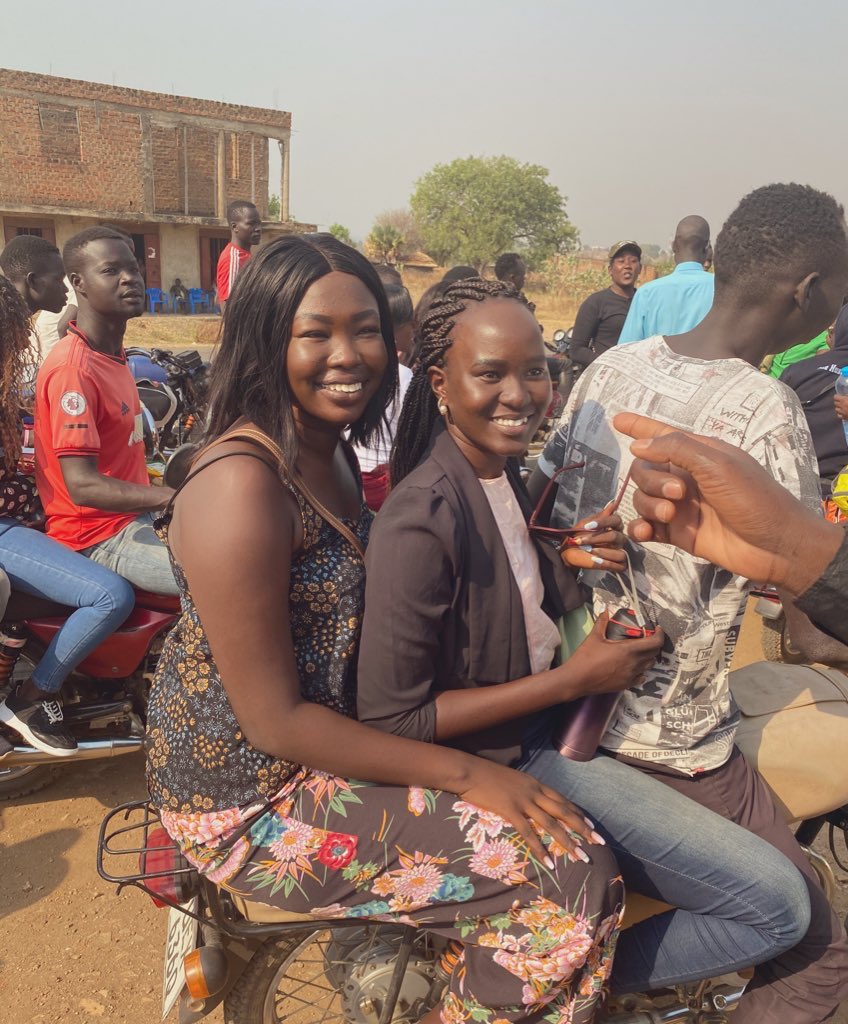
97, 800, 409, 939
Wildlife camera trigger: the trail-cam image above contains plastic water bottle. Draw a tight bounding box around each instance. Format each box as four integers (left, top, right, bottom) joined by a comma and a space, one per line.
837, 368, 848, 446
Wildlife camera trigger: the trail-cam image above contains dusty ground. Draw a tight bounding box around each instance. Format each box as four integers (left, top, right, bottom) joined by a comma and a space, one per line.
2, 607, 846, 1023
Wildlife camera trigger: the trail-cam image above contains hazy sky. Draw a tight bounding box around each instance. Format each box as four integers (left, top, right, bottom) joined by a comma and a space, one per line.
3, 0, 847, 249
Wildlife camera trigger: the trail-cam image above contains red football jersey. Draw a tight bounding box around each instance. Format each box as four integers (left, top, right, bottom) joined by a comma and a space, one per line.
216, 242, 251, 302
35, 325, 149, 550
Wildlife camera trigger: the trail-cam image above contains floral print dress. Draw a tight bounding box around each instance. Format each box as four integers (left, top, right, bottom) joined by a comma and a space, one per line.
145, 435, 623, 1024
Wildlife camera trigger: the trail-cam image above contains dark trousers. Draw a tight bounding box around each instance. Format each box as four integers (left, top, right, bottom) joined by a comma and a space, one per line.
641, 747, 848, 1023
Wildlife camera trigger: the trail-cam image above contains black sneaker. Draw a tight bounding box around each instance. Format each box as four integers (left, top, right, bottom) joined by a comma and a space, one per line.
0, 687, 77, 757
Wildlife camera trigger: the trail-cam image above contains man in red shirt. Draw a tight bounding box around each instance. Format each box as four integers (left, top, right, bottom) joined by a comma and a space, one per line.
35, 226, 177, 595
216, 200, 262, 310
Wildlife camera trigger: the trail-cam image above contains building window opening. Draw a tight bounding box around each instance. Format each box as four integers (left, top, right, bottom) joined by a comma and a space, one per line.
39, 105, 81, 161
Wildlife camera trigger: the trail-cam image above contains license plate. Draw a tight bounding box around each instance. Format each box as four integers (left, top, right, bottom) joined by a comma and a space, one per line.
162, 896, 199, 1019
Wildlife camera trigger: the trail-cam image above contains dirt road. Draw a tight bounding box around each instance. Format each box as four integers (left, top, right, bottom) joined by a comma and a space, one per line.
1, 608, 846, 1023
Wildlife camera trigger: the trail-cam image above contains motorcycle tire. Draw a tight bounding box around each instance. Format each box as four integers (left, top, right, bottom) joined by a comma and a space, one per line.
0, 764, 57, 801
761, 616, 805, 665
224, 929, 338, 1024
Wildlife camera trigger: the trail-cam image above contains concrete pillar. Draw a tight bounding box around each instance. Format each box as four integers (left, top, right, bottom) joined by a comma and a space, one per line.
216, 131, 226, 219
280, 134, 290, 222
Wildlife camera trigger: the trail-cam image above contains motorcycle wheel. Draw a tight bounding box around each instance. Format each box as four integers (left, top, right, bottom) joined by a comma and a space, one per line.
0, 764, 56, 800
224, 925, 442, 1024
761, 616, 805, 665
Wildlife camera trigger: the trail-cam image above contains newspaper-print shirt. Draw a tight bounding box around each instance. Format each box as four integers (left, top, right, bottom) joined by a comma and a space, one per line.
539, 335, 821, 773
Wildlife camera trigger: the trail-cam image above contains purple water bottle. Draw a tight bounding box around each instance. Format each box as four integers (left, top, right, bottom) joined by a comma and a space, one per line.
556, 609, 657, 761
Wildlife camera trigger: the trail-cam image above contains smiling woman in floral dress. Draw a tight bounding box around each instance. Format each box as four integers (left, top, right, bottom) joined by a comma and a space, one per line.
144, 234, 622, 1024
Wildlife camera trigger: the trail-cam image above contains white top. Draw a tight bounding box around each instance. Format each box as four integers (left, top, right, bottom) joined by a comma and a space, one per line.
478, 473, 560, 675
33, 279, 77, 360
351, 363, 413, 472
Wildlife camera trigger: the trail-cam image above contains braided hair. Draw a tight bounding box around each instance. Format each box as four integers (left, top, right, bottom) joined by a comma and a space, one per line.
391, 277, 531, 484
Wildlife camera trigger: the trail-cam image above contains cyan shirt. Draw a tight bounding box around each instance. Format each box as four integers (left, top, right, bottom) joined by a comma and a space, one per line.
617, 262, 714, 345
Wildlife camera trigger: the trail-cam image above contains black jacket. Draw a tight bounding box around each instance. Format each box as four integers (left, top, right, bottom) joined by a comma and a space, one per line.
357, 422, 583, 766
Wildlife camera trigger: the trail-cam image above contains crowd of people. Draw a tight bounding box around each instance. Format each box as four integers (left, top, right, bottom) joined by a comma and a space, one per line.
1, 180, 848, 1023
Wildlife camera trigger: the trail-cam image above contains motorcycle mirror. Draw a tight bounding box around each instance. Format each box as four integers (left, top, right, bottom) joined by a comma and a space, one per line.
552, 329, 566, 343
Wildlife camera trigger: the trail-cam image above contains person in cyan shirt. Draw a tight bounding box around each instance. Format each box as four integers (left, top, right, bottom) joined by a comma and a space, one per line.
618, 215, 714, 344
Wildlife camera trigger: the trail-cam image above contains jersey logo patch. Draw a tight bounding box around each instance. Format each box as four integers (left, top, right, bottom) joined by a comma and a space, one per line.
60, 391, 87, 417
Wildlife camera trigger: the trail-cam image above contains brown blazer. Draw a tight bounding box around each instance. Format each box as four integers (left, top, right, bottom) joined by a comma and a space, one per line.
357, 423, 583, 766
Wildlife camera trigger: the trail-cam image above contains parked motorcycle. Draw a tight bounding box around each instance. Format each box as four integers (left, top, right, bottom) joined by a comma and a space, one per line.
0, 585, 180, 800
550, 327, 581, 406
98, 669, 848, 1024
128, 346, 210, 452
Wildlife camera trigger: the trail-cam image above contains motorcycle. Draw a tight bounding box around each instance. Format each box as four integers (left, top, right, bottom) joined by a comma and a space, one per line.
0, 585, 180, 800
0, 451, 190, 801
97, 669, 848, 1024
128, 346, 210, 453
550, 327, 581, 406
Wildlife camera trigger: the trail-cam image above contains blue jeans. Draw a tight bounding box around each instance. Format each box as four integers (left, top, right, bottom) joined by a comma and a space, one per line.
518, 741, 811, 992
0, 520, 135, 693
83, 512, 178, 596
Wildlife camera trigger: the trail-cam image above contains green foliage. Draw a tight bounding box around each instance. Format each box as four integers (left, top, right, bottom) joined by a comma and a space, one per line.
328, 223, 353, 246
366, 223, 405, 265
268, 194, 281, 218
410, 155, 578, 271
540, 255, 609, 302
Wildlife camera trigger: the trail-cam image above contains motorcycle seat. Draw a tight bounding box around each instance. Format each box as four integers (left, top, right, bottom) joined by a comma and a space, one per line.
133, 589, 181, 614
229, 890, 315, 924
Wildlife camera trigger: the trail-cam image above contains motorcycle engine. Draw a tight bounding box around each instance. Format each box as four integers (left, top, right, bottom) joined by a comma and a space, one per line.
324, 927, 446, 1024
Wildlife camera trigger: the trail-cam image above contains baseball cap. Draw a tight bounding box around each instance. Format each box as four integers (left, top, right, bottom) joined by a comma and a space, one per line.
608, 240, 642, 261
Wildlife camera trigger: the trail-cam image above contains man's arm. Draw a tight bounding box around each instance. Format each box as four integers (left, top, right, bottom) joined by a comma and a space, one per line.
568, 294, 601, 368
60, 456, 173, 513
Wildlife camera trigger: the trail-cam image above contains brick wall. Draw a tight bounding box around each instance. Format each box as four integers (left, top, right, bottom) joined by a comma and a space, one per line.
0, 69, 289, 220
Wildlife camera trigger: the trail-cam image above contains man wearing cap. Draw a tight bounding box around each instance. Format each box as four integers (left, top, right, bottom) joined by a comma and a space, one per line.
569, 241, 642, 368
618, 216, 714, 345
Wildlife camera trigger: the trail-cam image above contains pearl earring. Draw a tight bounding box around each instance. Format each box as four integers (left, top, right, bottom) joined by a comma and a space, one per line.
437, 399, 448, 417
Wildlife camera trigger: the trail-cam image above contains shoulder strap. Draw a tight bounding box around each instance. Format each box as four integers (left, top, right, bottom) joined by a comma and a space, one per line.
217, 426, 366, 560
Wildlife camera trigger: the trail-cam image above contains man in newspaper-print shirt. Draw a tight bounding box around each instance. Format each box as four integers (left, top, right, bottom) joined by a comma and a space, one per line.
528, 183, 848, 1024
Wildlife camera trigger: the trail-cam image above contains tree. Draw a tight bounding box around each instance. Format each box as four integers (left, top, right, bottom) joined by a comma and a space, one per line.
374, 209, 423, 256
365, 223, 404, 265
410, 155, 578, 271
268, 194, 281, 218
328, 223, 353, 246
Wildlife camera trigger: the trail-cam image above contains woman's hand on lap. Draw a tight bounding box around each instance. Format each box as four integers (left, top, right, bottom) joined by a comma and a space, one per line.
457, 760, 603, 866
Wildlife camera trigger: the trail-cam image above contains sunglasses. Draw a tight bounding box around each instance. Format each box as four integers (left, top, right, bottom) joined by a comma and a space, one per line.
528, 463, 632, 551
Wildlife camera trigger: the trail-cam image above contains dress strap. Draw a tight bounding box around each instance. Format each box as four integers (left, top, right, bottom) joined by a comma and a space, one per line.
167, 426, 366, 560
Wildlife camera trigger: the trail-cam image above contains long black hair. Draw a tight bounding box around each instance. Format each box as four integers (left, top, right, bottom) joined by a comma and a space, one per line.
390, 277, 530, 484
205, 233, 398, 463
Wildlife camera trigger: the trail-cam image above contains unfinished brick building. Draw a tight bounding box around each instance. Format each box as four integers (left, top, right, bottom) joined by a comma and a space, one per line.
0, 68, 314, 292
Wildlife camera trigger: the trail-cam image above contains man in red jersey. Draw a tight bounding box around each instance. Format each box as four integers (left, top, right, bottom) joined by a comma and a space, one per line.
216, 200, 262, 311
35, 226, 177, 595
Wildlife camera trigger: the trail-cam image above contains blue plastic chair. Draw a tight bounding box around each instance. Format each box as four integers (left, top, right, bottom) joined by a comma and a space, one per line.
146, 288, 169, 314
188, 288, 210, 314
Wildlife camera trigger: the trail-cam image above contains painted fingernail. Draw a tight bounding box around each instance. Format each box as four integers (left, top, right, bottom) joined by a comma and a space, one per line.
579, 544, 592, 552
575, 847, 590, 863
544, 856, 556, 870
590, 831, 606, 845
583, 817, 595, 828
584, 521, 599, 530
592, 556, 605, 565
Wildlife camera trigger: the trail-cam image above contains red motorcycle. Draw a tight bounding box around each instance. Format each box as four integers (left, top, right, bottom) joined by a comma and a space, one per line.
0, 586, 179, 800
